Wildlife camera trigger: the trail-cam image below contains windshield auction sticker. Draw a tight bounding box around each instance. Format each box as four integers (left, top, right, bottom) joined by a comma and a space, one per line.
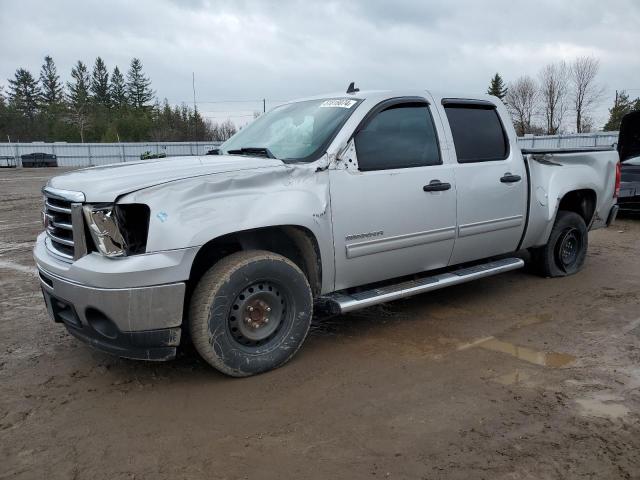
320, 99, 358, 108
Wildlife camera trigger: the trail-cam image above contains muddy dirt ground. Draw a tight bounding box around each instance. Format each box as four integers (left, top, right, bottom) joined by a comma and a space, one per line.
1, 168, 639, 479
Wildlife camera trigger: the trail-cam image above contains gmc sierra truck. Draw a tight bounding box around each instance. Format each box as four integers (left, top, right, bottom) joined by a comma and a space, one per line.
34, 88, 624, 377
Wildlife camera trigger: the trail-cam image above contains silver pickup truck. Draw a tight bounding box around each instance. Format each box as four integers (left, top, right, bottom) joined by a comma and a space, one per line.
34, 88, 623, 376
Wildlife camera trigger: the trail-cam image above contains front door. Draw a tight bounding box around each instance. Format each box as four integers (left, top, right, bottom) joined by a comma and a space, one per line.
329, 98, 457, 291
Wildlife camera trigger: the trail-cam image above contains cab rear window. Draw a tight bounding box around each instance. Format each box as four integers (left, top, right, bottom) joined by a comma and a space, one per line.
444, 104, 509, 163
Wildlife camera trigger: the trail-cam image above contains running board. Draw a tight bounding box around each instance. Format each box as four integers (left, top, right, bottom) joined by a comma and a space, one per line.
325, 257, 524, 314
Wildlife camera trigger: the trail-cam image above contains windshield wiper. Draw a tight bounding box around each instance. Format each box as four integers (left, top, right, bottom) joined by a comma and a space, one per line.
226, 147, 277, 159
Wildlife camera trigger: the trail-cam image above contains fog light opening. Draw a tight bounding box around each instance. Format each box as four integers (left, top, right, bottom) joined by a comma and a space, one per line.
85, 308, 119, 339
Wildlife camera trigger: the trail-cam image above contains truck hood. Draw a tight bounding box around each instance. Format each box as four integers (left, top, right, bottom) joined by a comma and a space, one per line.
48, 155, 285, 202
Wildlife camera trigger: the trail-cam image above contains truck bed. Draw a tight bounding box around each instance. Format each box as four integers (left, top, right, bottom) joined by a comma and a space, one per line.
521, 146, 615, 155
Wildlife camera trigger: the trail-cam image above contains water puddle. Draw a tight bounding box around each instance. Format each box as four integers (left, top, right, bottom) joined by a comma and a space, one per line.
494, 370, 531, 385
576, 394, 630, 419
459, 336, 575, 368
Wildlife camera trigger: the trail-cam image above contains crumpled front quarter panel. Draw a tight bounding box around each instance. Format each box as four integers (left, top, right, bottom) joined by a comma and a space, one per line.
121, 163, 335, 292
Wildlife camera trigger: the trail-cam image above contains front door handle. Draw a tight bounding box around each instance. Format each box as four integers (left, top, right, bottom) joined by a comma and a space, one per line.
423, 180, 451, 192
500, 173, 522, 183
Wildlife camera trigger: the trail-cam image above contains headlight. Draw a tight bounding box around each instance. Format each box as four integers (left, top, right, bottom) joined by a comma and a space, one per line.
83, 205, 126, 257
83, 204, 150, 257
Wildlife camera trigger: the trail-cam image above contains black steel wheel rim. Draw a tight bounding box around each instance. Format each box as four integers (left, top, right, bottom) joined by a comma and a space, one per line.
556, 227, 581, 269
227, 281, 289, 348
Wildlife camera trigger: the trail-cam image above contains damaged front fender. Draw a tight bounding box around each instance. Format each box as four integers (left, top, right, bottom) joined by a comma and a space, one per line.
120, 161, 335, 291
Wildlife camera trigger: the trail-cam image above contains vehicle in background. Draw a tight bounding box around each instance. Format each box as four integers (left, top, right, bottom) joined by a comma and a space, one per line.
34, 87, 622, 377
21, 152, 58, 167
617, 111, 640, 213
140, 151, 167, 160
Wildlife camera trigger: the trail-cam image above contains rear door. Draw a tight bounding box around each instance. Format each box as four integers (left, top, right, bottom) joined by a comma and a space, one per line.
440, 99, 527, 265
329, 97, 457, 291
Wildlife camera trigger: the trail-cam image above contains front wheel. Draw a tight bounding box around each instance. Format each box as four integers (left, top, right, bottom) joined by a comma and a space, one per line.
189, 250, 313, 377
529, 210, 588, 277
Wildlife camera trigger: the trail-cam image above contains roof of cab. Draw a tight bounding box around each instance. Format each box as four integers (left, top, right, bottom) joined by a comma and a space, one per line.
286, 89, 502, 107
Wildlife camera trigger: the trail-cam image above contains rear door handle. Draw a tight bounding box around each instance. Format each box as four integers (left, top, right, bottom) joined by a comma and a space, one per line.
500, 173, 522, 183
423, 180, 451, 192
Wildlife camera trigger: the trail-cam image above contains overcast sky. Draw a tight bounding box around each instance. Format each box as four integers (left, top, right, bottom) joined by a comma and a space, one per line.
1, 0, 639, 130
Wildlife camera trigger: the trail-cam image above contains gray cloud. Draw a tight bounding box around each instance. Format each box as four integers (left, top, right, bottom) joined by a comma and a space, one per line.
1, 0, 639, 129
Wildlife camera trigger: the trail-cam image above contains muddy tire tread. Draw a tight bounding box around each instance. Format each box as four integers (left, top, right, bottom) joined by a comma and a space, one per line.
189, 250, 312, 377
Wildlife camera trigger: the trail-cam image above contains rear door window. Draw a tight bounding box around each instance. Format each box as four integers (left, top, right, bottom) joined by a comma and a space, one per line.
355, 103, 441, 171
444, 104, 508, 163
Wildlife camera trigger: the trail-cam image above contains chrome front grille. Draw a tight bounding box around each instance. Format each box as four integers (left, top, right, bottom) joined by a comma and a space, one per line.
42, 187, 87, 261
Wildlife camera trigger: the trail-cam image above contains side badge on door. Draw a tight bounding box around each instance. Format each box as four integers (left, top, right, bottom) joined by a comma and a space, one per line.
345, 230, 384, 242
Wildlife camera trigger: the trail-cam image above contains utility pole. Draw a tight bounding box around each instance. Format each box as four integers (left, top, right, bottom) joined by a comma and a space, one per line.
263, 98, 266, 113
192, 72, 198, 140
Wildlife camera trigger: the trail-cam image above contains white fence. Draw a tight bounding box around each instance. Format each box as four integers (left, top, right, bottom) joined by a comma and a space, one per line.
0, 132, 620, 168
0, 141, 222, 167
516, 132, 619, 149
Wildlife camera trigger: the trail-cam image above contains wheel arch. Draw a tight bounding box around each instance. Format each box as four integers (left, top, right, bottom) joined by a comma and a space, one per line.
187, 225, 323, 297
557, 188, 597, 227
528, 187, 597, 249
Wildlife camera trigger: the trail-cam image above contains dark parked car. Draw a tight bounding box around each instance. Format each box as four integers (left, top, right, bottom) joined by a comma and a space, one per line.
617, 111, 640, 213
140, 151, 167, 160
21, 152, 58, 167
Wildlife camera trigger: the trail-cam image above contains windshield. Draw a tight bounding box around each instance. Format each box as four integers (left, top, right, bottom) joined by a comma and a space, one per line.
220, 98, 361, 162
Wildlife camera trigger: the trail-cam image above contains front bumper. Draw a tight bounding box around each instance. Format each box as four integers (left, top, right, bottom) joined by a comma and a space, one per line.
38, 267, 185, 360
33, 232, 195, 361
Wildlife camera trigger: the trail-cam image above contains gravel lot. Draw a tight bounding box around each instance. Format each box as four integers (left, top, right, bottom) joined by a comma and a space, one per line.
1, 168, 639, 480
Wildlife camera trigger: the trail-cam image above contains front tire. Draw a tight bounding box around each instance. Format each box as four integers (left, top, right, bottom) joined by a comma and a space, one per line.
529, 210, 588, 277
189, 250, 313, 377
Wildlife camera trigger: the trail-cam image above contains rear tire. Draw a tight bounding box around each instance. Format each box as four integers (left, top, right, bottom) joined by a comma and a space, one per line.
189, 250, 313, 377
529, 210, 588, 277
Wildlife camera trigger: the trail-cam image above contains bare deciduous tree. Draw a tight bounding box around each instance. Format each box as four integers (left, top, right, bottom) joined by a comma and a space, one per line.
569, 56, 604, 133
211, 119, 237, 141
505, 75, 539, 136
539, 61, 569, 135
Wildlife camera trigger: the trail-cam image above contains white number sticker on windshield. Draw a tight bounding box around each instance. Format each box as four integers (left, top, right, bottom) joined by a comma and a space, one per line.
319, 99, 358, 109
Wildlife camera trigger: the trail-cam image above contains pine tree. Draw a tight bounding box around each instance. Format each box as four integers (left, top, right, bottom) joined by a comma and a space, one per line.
90, 57, 110, 108
110, 66, 127, 108
67, 61, 90, 106
126, 58, 154, 109
487, 73, 508, 100
8, 68, 41, 119
0, 85, 8, 140
67, 61, 91, 142
603, 91, 640, 131
39, 55, 64, 106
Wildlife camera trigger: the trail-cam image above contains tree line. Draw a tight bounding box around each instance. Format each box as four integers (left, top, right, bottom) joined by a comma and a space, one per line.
0, 56, 237, 143
1, 54, 636, 143
487, 56, 639, 136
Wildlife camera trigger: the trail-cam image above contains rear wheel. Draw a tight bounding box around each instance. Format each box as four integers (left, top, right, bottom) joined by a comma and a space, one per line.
529, 210, 588, 277
189, 250, 313, 377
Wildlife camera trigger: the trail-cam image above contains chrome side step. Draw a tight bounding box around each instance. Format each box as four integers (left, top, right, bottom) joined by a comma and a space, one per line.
326, 257, 524, 314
